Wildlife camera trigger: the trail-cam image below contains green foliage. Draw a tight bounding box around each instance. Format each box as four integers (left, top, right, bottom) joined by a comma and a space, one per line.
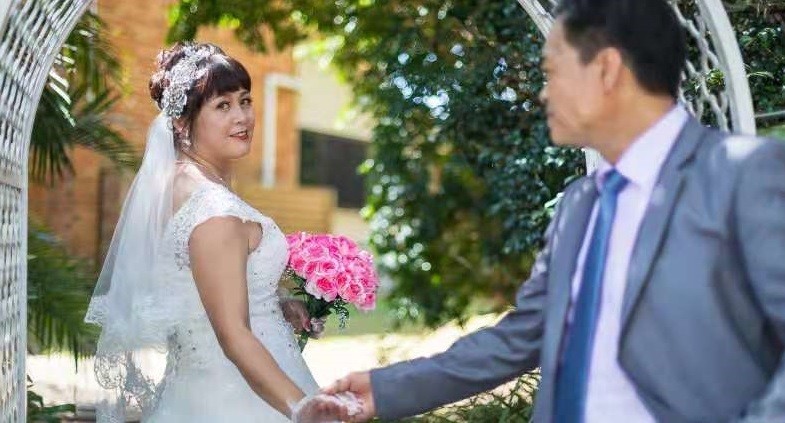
733, 5, 785, 126
762, 123, 785, 138
31, 83, 139, 182
31, 11, 139, 184
27, 220, 98, 363
359, 373, 538, 423
398, 374, 539, 423
724, 1, 785, 17
27, 377, 76, 423
167, 0, 311, 51
355, 3, 583, 327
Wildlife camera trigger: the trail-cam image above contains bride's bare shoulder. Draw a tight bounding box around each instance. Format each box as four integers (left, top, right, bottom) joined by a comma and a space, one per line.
172, 163, 212, 211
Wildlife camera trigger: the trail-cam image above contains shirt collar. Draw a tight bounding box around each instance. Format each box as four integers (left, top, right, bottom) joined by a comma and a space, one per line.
595, 105, 689, 192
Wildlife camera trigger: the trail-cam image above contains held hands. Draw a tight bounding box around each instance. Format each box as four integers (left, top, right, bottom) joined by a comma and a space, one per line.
323, 372, 376, 422
280, 298, 326, 338
289, 392, 363, 423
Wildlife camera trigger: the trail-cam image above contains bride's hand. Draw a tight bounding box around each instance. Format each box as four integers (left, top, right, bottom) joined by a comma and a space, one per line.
280, 299, 326, 338
290, 394, 352, 423
280, 298, 308, 332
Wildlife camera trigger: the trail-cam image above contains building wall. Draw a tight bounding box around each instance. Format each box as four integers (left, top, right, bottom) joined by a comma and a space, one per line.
297, 54, 374, 142
28, 0, 299, 264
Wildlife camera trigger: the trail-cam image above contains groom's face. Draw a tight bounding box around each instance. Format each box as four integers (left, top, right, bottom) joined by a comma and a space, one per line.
539, 19, 605, 147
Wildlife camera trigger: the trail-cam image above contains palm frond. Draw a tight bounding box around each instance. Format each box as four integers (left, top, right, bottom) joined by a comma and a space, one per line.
70, 85, 140, 170
27, 220, 99, 367
57, 11, 123, 92
30, 73, 76, 183
30, 11, 139, 184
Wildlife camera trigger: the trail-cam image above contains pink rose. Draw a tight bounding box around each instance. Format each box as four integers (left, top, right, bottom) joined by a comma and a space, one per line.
302, 242, 330, 262
288, 248, 303, 262
314, 277, 339, 302
332, 235, 359, 257
358, 291, 376, 311
357, 275, 377, 291
346, 257, 373, 280
311, 234, 333, 250
289, 254, 308, 276
303, 261, 321, 280
286, 232, 308, 250
314, 258, 341, 278
311, 235, 342, 257
357, 250, 374, 264
286, 232, 379, 315
339, 280, 365, 304
309, 236, 343, 261
333, 271, 353, 291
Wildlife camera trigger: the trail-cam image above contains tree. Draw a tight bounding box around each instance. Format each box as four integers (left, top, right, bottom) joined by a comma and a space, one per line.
169, 0, 785, 327
725, 1, 785, 27
731, 3, 785, 126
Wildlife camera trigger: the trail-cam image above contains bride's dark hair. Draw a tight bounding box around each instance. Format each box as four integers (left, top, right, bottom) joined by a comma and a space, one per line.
149, 42, 252, 144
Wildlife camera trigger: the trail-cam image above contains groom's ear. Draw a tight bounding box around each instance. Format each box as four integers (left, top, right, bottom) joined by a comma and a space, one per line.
597, 47, 624, 94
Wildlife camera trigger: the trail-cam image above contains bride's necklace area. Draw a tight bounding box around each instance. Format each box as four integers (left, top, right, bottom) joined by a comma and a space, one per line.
176, 153, 232, 189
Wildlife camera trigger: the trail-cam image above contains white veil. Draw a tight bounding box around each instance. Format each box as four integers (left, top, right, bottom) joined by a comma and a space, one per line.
85, 112, 177, 419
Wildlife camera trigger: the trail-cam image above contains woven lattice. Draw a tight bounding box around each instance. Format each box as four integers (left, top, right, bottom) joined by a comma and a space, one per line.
673, 0, 730, 130
0, 183, 23, 422
0, 1, 91, 421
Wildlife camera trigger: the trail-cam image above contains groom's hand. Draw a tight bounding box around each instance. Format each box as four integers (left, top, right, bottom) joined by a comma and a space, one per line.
324, 372, 376, 422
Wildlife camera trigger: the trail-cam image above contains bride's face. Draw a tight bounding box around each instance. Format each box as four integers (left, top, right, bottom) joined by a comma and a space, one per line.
190, 88, 255, 162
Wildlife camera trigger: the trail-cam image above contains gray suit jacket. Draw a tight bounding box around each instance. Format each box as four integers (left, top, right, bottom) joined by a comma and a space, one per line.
370, 117, 785, 422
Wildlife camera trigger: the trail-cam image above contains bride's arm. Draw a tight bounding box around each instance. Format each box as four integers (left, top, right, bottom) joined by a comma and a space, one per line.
189, 216, 304, 418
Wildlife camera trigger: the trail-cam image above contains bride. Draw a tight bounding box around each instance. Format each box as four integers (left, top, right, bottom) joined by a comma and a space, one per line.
85, 42, 355, 422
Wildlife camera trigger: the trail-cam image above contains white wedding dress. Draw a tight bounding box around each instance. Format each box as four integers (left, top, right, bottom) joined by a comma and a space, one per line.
143, 181, 319, 422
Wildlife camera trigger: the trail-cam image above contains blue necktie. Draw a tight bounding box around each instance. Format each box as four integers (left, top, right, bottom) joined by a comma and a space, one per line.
554, 169, 628, 423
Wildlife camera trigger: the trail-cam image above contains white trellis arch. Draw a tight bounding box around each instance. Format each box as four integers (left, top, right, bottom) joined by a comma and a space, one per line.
517, 0, 757, 171
0, 0, 93, 421
0, 0, 757, 420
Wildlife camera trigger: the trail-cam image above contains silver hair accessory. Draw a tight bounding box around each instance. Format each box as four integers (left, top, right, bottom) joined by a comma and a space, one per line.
159, 45, 213, 119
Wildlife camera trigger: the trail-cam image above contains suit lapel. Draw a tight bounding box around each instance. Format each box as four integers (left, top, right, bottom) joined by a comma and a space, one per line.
620, 117, 707, 327
542, 177, 598, 371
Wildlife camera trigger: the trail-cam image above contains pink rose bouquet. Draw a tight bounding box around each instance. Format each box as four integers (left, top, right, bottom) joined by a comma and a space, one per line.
285, 232, 379, 349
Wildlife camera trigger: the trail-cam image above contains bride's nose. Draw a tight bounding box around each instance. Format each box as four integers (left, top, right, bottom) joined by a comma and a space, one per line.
231, 106, 248, 124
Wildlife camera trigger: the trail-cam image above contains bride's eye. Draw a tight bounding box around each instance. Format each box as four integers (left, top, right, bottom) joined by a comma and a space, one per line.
241, 97, 253, 107
216, 101, 230, 111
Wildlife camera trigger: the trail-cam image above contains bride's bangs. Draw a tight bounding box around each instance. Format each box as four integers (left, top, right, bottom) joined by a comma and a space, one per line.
198, 56, 252, 102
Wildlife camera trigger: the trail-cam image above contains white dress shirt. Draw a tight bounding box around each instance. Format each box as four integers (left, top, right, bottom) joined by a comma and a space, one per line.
568, 105, 690, 422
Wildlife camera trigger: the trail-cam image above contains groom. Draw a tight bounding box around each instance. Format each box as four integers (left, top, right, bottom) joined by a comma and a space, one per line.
327, 0, 785, 421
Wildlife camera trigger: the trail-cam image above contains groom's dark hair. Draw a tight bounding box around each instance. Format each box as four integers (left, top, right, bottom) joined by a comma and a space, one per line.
554, 0, 686, 98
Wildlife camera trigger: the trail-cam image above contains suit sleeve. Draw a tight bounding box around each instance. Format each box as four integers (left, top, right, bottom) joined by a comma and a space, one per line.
369, 200, 563, 420
733, 140, 785, 421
